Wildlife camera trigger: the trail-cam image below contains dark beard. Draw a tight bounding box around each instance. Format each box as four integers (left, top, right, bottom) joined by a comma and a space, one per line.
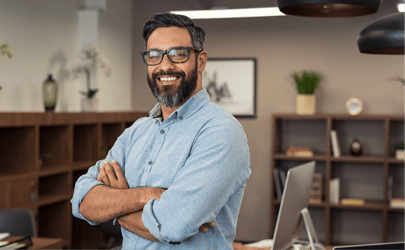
147, 64, 198, 108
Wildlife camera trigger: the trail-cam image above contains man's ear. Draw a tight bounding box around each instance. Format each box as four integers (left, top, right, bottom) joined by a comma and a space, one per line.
197, 51, 208, 73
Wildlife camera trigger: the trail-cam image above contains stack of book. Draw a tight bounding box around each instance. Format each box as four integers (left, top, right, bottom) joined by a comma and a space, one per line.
390, 198, 404, 208
286, 146, 314, 157
309, 173, 323, 203
341, 198, 365, 206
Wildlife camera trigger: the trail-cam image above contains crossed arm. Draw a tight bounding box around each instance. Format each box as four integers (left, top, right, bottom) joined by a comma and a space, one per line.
79, 160, 215, 242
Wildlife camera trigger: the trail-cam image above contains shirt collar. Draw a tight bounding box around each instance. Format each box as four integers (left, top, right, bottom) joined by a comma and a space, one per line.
149, 88, 211, 121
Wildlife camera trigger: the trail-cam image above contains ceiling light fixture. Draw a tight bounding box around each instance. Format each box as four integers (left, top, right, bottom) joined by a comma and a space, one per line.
276, 0, 381, 17
357, 12, 404, 55
170, 7, 286, 19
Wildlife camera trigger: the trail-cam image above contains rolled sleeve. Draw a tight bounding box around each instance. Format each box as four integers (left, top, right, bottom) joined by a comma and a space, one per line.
142, 119, 251, 244
70, 127, 129, 225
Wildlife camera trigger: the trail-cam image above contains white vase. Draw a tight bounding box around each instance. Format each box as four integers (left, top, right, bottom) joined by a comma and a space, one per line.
297, 94, 315, 115
81, 97, 98, 112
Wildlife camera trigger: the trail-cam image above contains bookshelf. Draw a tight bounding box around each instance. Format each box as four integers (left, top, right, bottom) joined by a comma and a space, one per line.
270, 113, 404, 246
0, 111, 148, 249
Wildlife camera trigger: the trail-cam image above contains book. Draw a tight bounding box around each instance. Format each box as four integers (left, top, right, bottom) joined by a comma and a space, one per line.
273, 169, 282, 200
341, 198, 365, 206
329, 178, 340, 204
330, 130, 341, 158
390, 198, 404, 208
279, 170, 286, 189
286, 146, 314, 157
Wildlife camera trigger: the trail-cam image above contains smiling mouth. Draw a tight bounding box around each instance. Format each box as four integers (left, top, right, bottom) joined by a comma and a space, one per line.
157, 76, 180, 84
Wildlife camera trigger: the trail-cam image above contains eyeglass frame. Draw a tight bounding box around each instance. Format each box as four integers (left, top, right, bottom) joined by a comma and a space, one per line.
141, 46, 202, 66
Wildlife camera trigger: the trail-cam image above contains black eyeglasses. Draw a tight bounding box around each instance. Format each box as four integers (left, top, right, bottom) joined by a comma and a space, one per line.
141, 47, 202, 66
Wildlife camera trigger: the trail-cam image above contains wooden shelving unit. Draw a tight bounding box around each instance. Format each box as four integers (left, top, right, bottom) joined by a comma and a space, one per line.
270, 113, 404, 246
0, 111, 148, 249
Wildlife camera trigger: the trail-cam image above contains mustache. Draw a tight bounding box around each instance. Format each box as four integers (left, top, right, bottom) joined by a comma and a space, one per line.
152, 70, 185, 80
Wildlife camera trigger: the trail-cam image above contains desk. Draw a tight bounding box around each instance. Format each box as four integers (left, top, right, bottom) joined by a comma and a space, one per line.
6, 236, 64, 249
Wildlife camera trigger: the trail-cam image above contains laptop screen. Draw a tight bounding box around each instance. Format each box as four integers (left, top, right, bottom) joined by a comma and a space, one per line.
333, 242, 404, 250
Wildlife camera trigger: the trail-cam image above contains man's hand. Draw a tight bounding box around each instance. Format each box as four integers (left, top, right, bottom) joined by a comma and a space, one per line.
97, 160, 129, 189
199, 220, 216, 232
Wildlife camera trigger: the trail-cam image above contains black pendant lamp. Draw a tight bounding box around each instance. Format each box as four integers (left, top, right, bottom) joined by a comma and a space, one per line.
277, 0, 381, 17
358, 12, 404, 55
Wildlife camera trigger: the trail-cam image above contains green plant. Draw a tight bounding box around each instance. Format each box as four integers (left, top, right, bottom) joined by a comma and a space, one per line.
397, 142, 404, 149
0, 42, 12, 58
291, 70, 324, 94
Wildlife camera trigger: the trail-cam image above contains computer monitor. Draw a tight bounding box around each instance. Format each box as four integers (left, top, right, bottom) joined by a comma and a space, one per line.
333, 242, 405, 250
272, 161, 317, 250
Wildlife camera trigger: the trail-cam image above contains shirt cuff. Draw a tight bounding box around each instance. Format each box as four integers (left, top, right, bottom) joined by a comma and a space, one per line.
142, 199, 171, 244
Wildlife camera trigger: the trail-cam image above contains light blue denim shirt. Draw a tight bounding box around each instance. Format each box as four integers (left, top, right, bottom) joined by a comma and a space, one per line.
71, 88, 251, 249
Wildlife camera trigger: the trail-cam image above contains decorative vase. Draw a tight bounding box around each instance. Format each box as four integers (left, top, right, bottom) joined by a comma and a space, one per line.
350, 138, 363, 156
297, 94, 315, 115
43, 74, 58, 112
81, 97, 98, 112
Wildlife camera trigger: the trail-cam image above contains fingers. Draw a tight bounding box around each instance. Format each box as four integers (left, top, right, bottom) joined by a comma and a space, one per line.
98, 164, 110, 186
104, 161, 117, 180
198, 220, 216, 232
110, 160, 124, 180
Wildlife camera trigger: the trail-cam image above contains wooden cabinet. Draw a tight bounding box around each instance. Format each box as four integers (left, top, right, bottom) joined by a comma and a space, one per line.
0, 112, 148, 248
270, 113, 404, 245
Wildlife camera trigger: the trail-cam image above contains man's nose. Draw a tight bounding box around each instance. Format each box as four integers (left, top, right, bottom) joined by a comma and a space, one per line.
158, 54, 175, 71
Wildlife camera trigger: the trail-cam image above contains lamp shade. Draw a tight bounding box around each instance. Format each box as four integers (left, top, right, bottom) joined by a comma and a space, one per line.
358, 12, 404, 55
277, 0, 381, 17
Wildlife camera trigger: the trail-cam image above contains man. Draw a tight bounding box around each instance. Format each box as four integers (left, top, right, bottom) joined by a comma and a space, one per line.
71, 12, 251, 249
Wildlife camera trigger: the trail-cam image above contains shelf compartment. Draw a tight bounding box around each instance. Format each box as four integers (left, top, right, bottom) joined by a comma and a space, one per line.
39, 125, 71, 170
38, 200, 70, 242
297, 207, 326, 244
389, 120, 404, 158
37, 194, 71, 207
0, 126, 36, 175
39, 166, 70, 177
332, 162, 384, 203
386, 212, 404, 242
388, 165, 404, 204
101, 123, 124, 159
38, 173, 70, 206
274, 118, 328, 155
73, 124, 98, 162
331, 119, 385, 157
330, 210, 383, 245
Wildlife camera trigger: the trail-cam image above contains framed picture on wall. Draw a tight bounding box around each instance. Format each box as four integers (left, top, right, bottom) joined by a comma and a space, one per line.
202, 58, 257, 118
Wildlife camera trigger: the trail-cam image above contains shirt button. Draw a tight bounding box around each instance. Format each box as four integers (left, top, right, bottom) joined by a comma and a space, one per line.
148, 161, 153, 165
160, 130, 165, 134
179, 117, 183, 120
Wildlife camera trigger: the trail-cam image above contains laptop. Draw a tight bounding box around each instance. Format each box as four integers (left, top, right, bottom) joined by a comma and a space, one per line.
333, 242, 405, 250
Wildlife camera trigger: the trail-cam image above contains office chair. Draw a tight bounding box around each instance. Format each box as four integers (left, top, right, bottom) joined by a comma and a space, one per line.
96, 220, 122, 249
0, 208, 37, 237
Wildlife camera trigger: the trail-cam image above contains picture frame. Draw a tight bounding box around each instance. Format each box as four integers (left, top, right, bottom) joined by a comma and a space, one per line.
202, 58, 257, 118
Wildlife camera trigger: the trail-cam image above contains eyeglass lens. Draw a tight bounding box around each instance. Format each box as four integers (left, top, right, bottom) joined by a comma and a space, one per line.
144, 48, 189, 65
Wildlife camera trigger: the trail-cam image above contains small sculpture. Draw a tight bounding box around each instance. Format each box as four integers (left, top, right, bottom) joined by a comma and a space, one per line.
350, 138, 363, 156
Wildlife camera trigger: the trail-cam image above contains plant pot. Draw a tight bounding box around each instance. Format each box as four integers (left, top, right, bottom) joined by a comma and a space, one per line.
395, 148, 404, 160
297, 94, 315, 115
81, 97, 98, 112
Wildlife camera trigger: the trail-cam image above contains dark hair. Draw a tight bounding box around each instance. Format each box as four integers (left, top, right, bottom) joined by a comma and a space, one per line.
142, 13, 205, 50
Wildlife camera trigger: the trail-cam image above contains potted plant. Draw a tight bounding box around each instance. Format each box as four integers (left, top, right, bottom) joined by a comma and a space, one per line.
0, 42, 12, 91
396, 142, 404, 160
73, 45, 111, 111
290, 70, 324, 115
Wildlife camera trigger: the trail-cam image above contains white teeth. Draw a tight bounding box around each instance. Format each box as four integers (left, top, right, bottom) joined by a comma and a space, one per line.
160, 77, 177, 81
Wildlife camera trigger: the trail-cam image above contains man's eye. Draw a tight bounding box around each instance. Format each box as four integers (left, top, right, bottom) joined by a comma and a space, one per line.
171, 50, 187, 57
149, 51, 160, 59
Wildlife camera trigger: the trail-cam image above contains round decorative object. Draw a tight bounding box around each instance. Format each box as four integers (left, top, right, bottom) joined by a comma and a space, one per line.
350, 138, 363, 156
346, 98, 363, 115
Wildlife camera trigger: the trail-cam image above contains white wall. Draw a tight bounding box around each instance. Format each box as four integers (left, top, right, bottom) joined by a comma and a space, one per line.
0, 0, 132, 112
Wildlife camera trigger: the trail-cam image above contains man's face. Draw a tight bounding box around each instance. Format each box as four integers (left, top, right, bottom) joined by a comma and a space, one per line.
146, 27, 199, 108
